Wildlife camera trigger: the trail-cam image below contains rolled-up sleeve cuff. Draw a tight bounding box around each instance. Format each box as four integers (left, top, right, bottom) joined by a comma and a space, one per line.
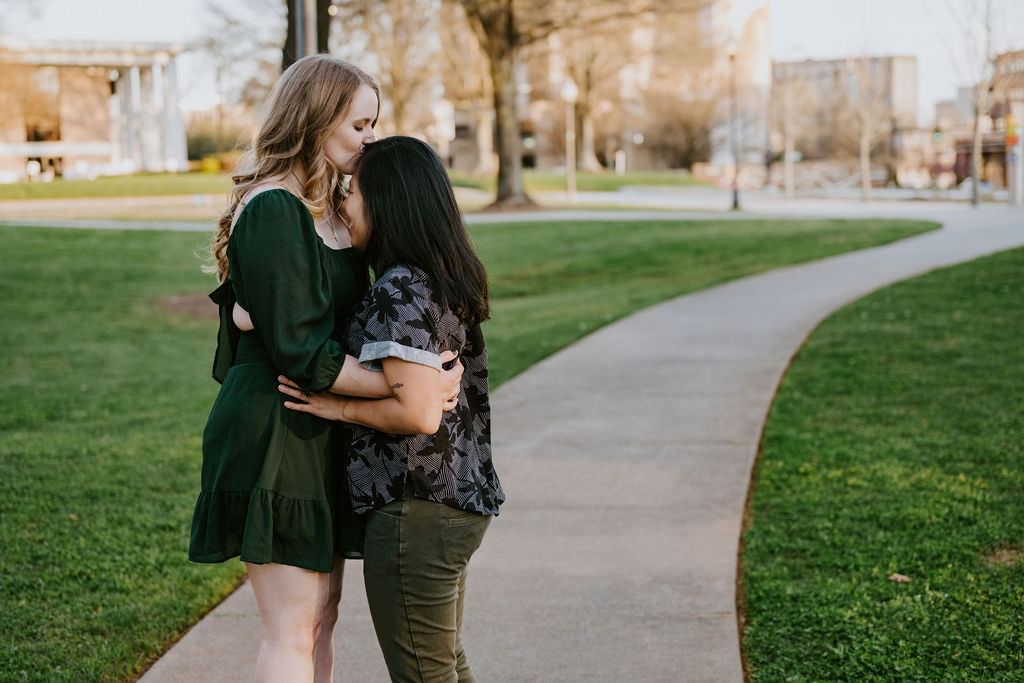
359, 341, 442, 371
309, 353, 344, 393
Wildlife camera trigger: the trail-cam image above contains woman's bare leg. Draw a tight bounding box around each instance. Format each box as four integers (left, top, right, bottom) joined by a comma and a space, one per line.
313, 556, 345, 683
247, 562, 331, 682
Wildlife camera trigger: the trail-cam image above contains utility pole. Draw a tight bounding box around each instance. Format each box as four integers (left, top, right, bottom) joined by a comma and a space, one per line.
304, 0, 317, 56
729, 45, 741, 211
561, 78, 579, 204
294, 0, 305, 58
295, 0, 317, 58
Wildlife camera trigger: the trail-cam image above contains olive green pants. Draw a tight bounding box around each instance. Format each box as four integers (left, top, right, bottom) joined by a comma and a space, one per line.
363, 498, 491, 683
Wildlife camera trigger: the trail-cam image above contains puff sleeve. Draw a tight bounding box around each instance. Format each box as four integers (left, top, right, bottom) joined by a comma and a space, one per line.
227, 190, 345, 392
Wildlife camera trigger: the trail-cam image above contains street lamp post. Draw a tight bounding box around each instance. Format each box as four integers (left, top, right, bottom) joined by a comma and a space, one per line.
561, 78, 579, 204
295, 0, 318, 58
294, 0, 305, 57
729, 44, 740, 211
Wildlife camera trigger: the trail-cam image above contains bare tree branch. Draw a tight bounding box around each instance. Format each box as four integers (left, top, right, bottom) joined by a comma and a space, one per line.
938, 0, 1008, 205
332, 0, 440, 136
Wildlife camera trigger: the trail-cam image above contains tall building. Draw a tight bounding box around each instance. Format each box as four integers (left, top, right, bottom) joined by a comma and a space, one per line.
770, 55, 918, 161
994, 49, 1024, 109
948, 49, 1024, 189
0, 36, 190, 183
995, 49, 1024, 202
442, 2, 739, 173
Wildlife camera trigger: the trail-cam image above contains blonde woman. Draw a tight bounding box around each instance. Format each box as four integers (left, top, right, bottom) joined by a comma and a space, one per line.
189, 56, 460, 681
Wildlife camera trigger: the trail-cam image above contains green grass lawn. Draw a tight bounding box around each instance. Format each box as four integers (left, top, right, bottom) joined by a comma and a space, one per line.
0, 217, 935, 680
449, 168, 707, 193
0, 172, 234, 200
0, 169, 702, 201
741, 247, 1024, 681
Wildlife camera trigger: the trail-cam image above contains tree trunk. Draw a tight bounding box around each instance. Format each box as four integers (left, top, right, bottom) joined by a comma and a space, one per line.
782, 84, 794, 199
783, 138, 794, 200
860, 127, 871, 202
576, 71, 601, 171
316, 0, 331, 53
970, 97, 983, 206
475, 107, 496, 175
579, 112, 602, 170
282, 0, 297, 70
392, 83, 407, 136
488, 48, 533, 207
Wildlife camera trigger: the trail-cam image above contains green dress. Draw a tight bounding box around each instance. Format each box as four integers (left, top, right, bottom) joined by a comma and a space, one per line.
189, 189, 369, 572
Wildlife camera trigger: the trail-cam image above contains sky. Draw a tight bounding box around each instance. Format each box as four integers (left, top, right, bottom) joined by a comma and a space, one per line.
767, 0, 1024, 125
6, 0, 1024, 126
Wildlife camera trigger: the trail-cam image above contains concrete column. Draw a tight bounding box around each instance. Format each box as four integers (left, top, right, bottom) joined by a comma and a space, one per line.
161, 57, 188, 171
474, 108, 496, 175
108, 70, 123, 167
138, 65, 162, 171
118, 66, 140, 171
125, 65, 142, 171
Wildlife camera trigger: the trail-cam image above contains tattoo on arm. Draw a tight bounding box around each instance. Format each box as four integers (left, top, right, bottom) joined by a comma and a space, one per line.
390, 382, 404, 390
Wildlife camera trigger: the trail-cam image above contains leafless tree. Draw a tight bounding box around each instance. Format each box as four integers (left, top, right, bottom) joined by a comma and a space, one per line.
939, 0, 1008, 206
451, 0, 712, 208
638, 6, 719, 171
200, 0, 283, 148
643, 78, 720, 170
330, 0, 440, 137
438, 2, 494, 172
771, 72, 819, 198
531, 20, 636, 171
834, 58, 893, 202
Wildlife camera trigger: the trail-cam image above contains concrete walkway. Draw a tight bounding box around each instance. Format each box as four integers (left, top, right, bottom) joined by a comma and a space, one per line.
131, 200, 1024, 682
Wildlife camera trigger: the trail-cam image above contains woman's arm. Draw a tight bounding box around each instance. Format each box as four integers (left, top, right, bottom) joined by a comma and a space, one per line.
230, 191, 347, 392
332, 352, 460, 401
333, 355, 393, 398
236, 301, 462, 400
279, 356, 444, 434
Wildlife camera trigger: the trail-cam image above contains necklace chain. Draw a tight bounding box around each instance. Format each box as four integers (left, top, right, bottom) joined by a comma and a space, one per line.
290, 168, 340, 246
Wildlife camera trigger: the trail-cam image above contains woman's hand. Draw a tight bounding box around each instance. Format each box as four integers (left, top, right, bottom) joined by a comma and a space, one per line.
439, 350, 463, 412
280, 348, 461, 423
278, 376, 351, 421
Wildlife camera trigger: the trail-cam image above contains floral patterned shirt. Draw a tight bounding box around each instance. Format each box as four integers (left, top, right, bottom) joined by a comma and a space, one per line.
344, 265, 504, 516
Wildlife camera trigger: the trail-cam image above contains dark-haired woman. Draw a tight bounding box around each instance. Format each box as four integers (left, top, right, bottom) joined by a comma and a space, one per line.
279, 136, 504, 682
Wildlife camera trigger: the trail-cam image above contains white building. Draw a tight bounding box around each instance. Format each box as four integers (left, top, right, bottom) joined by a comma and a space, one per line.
0, 36, 190, 182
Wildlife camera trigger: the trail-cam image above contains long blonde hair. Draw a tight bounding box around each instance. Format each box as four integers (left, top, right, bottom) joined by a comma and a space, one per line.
208, 55, 379, 282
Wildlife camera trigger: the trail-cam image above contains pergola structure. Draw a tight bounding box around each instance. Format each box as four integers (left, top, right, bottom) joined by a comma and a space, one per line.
0, 36, 190, 182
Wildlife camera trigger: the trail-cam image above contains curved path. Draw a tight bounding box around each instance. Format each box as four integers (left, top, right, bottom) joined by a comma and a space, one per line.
136, 201, 1023, 682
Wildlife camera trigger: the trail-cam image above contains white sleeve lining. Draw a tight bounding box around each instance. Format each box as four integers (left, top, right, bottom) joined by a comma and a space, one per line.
358, 341, 443, 372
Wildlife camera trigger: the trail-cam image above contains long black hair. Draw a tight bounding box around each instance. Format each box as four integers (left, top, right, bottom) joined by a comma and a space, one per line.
353, 136, 489, 325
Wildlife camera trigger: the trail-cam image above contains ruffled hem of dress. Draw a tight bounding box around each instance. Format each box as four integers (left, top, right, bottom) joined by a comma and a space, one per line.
190, 488, 353, 572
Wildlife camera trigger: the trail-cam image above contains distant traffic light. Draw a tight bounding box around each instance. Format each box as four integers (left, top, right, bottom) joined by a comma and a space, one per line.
932, 130, 943, 143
